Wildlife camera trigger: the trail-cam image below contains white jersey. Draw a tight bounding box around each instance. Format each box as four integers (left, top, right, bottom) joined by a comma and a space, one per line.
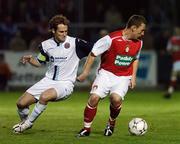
37, 36, 92, 83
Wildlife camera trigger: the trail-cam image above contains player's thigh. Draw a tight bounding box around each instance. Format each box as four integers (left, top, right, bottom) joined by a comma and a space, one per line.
110, 77, 130, 100
17, 92, 37, 108
26, 77, 51, 100
27, 77, 73, 101
90, 70, 110, 98
171, 70, 177, 76
40, 88, 57, 102
53, 81, 74, 101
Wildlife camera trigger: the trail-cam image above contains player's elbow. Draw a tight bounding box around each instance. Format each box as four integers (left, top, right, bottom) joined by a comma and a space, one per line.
90, 52, 97, 57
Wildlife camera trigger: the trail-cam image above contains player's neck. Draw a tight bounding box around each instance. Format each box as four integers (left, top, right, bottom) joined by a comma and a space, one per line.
54, 37, 65, 44
122, 29, 132, 40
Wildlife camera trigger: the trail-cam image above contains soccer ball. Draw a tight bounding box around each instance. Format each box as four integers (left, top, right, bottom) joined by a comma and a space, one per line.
128, 118, 148, 136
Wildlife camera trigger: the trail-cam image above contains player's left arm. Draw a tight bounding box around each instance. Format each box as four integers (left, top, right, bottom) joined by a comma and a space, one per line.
130, 41, 142, 89
130, 59, 139, 89
36, 44, 49, 65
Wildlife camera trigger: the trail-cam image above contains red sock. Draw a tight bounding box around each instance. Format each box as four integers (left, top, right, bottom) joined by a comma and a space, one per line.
109, 104, 121, 127
108, 118, 116, 127
170, 79, 176, 87
84, 103, 97, 122
83, 103, 97, 130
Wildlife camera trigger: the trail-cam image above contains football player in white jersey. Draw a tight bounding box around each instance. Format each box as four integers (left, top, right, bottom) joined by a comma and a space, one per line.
12, 15, 93, 133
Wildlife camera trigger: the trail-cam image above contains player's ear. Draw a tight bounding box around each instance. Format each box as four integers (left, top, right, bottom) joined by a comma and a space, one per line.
131, 25, 137, 32
52, 29, 55, 34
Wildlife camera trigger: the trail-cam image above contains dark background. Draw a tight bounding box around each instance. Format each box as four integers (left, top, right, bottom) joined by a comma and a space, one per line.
0, 0, 179, 88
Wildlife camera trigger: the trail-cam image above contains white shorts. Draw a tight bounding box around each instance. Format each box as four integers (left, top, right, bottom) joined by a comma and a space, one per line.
90, 69, 131, 100
173, 61, 180, 71
27, 77, 74, 101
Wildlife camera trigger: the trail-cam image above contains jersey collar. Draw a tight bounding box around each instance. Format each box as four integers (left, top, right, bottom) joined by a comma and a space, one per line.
53, 37, 60, 46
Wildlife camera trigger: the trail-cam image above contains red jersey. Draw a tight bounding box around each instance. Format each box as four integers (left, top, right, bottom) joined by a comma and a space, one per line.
99, 30, 143, 76
167, 36, 180, 62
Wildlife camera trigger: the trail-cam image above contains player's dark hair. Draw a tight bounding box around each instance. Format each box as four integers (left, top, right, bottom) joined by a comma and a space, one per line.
49, 15, 70, 31
126, 15, 147, 28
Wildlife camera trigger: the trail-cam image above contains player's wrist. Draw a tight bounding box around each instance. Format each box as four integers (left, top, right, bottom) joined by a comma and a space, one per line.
82, 71, 89, 76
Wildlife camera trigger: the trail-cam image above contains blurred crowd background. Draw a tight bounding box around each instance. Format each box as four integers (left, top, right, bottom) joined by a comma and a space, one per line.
0, 0, 180, 90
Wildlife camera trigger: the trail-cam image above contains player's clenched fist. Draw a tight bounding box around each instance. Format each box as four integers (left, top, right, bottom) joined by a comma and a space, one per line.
20, 55, 33, 64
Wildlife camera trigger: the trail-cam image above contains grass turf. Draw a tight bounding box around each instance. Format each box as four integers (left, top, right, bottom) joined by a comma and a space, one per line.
0, 90, 180, 144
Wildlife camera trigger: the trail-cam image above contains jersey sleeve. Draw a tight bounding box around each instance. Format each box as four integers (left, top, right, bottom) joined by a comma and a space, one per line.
91, 35, 112, 56
37, 44, 49, 64
75, 38, 94, 59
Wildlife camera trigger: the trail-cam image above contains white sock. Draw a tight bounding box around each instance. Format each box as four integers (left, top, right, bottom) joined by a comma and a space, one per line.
168, 86, 174, 94
17, 108, 29, 121
28, 102, 47, 123
84, 122, 92, 128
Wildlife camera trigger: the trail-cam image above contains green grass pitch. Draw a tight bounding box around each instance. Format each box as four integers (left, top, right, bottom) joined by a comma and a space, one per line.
0, 90, 180, 144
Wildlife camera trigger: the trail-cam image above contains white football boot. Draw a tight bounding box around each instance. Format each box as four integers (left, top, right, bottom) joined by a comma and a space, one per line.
13, 120, 33, 133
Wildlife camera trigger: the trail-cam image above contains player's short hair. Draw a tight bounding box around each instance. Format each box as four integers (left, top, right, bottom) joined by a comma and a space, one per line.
49, 15, 70, 31
126, 15, 147, 28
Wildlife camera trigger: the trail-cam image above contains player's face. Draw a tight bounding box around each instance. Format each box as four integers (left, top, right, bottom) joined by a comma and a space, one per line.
132, 23, 146, 40
53, 24, 68, 42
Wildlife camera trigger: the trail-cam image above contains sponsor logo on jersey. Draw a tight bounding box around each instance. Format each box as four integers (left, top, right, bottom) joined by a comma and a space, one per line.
54, 57, 67, 59
114, 55, 134, 66
64, 42, 70, 49
50, 56, 67, 62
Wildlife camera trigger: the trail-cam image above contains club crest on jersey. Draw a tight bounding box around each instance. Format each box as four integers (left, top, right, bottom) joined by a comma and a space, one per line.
125, 45, 129, 53
92, 85, 98, 90
64, 42, 70, 49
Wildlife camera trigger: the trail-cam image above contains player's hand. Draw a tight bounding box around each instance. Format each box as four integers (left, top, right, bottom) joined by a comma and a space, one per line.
20, 55, 33, 64
129, 77, 136, 89
76, 72, 88, 82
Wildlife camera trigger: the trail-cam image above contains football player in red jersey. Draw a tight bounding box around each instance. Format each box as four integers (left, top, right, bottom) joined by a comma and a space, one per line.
77, 15, 147, 137
164, 27, 180, 99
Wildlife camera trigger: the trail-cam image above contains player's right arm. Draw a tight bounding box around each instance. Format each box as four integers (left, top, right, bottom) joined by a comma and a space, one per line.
77, 35, 112, 82
20, 44, 49, 67
77, 52, 96, 82
20, 55, 41, 67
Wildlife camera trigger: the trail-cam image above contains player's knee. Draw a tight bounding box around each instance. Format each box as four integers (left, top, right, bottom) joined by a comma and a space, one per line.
16, 101, 27, 109
39, 89, 57, 104
88, 94, 100, 107
110, 96, 122, 108
39, 95, 49, 103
